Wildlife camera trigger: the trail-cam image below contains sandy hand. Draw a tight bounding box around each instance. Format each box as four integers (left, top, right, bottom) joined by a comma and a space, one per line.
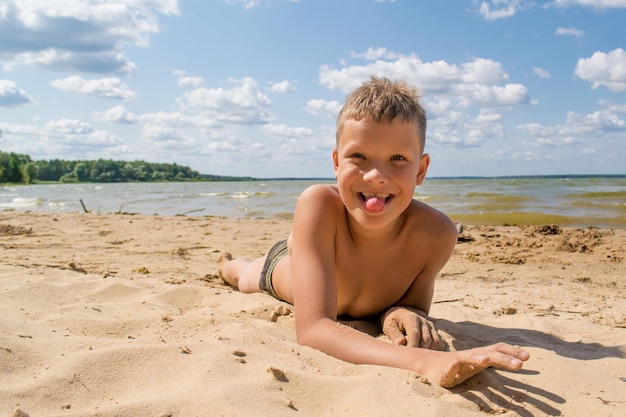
424, 342, 530, 388
382, 306, 445, 350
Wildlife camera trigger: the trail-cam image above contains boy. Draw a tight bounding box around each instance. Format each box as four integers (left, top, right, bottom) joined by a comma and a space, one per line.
219, 76, 529, 388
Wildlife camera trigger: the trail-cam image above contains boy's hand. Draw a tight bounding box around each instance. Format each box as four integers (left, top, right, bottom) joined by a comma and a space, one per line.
381, 306, 445, 350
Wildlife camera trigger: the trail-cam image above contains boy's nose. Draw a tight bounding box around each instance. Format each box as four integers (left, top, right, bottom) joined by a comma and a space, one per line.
362, 165, 388, 183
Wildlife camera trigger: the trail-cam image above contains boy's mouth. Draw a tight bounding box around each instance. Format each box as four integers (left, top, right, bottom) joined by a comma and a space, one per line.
359, 192, 392, 213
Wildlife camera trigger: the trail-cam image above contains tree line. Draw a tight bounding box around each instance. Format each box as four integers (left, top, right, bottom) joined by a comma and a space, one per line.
0, 151, 241, 184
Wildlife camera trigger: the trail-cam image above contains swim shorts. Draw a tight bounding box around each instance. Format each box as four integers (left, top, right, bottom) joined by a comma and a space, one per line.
259, 239, 289, 303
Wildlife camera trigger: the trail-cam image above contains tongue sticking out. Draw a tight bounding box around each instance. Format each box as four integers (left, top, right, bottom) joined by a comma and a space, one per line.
363, 195, 387, 212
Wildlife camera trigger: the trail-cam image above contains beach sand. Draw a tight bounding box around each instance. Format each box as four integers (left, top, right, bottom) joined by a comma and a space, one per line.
1, 211, 624, 417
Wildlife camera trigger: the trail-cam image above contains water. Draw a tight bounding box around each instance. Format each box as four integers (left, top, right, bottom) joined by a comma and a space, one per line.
0, 180, 317, 219
418, 176, 626, 228
1, 176, 625, 228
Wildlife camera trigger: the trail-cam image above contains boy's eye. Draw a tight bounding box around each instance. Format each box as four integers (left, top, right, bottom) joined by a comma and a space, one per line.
351, 153, 366, 159
390, 155, 406, 161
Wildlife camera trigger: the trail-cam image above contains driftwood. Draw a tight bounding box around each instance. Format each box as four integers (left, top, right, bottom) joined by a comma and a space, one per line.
79, 199, 89, 213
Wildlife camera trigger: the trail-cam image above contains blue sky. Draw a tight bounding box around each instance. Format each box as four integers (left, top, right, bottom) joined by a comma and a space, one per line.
1, 0, 625, 178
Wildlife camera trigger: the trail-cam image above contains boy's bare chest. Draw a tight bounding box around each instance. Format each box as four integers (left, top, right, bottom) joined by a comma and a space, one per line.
333, 242, 423, 317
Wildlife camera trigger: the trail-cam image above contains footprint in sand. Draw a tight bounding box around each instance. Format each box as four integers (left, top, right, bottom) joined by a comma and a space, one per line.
267, 366, 288, 382
268, 305, 292, 322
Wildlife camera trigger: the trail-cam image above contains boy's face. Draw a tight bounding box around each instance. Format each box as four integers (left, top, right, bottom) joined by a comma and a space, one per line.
332, 117, 429, 230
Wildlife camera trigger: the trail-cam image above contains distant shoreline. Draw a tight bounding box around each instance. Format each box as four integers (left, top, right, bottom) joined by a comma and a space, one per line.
220, 174, 626, 181
427, 174, 626, 180
2, 173, 626, 187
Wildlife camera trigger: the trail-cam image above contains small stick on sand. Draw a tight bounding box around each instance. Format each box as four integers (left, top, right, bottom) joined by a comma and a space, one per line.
79, 199, 89, 213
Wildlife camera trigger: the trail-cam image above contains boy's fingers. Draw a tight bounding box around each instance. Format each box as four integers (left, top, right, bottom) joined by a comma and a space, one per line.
482, 351, 524, 370
405, 327, 420, 347
402, 317, 424, 347
416, 322, 432, 348
429, 329, 445, 351
493, 343, 530, 362
466, 344, 529, 370
383, 320, 407, 345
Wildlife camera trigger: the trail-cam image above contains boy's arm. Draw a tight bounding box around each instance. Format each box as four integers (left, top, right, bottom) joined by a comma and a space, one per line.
382, 209, 458, 349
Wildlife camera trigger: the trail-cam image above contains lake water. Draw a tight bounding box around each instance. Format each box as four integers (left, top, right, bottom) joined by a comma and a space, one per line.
1, 176, 625, 228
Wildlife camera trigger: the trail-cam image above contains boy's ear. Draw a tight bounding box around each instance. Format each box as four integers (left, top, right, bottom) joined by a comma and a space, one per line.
416, 153, 430, 185
332, 147, 339, 178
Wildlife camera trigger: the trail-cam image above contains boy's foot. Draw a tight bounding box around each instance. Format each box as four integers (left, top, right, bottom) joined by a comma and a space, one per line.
218, 252, 235, 286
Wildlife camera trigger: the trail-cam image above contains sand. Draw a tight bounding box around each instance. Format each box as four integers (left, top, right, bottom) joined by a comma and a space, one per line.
0, 211, 624, 417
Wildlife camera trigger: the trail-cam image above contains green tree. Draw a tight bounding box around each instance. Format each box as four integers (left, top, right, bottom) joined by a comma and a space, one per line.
21, 162, 39, 184
73, 163, 89, 182
60, 172, 78, 183
4, 152, 205, 184
0, 152, 31, 183
0, 153, 8, 182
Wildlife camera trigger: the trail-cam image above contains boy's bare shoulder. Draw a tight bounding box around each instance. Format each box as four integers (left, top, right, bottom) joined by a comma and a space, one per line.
301, 183, 337, 194
405, 199, 457, 240
297, 184, 341, 205
294, 184, 344, 216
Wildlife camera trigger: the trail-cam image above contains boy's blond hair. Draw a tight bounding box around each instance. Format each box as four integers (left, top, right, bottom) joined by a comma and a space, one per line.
336, 76, 427, 150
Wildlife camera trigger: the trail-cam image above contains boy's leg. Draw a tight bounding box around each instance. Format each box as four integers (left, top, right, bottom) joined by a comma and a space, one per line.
218, 252, 266, 293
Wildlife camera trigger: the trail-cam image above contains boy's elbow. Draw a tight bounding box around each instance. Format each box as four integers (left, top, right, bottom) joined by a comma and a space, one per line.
295, 319, 329, 348
295, 328, 317, 348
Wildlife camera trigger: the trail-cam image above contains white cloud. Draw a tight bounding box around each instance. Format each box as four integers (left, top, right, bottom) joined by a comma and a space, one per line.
550, 0, 626, 9
125, 0, 180, 14
555, 27, 584, 37
93, 105, 138, 124
305, 99, 342, 117
72, 129, 124, 146
51, 75, 137, 100
475, 0, 626, 20
429, 109, 505, 147
0, 80, 35, 107
0, 0, 179, 74
575, 48, 626, 92
5, 49, 138, 74
579, 147, 598, 155
476, 112, 502, 123
431, 108, 464, 126
478, 0, 523, 20
176, 77, 274, 124
268, 80, 295, 93
141, 124, 185, 143
566, 108, 626, 132
44, 118, 94, 135
517, 102, 626, 145
430, 127, 484, 147
139, 111, 222, 129
533, 67, 551, 78
351, 47, 399, 60
516, 122, 548, 136
224, 0, 261, 8
173, 70, 204, 88
0, 119, 130, 160
137, 110, 224, 155
223, 0, 300, 9
462, 58, 510, 84
205, 140, 239, 152
467, 123, 504, 141
319, 53, 529, 108
262, 123, 313, 140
